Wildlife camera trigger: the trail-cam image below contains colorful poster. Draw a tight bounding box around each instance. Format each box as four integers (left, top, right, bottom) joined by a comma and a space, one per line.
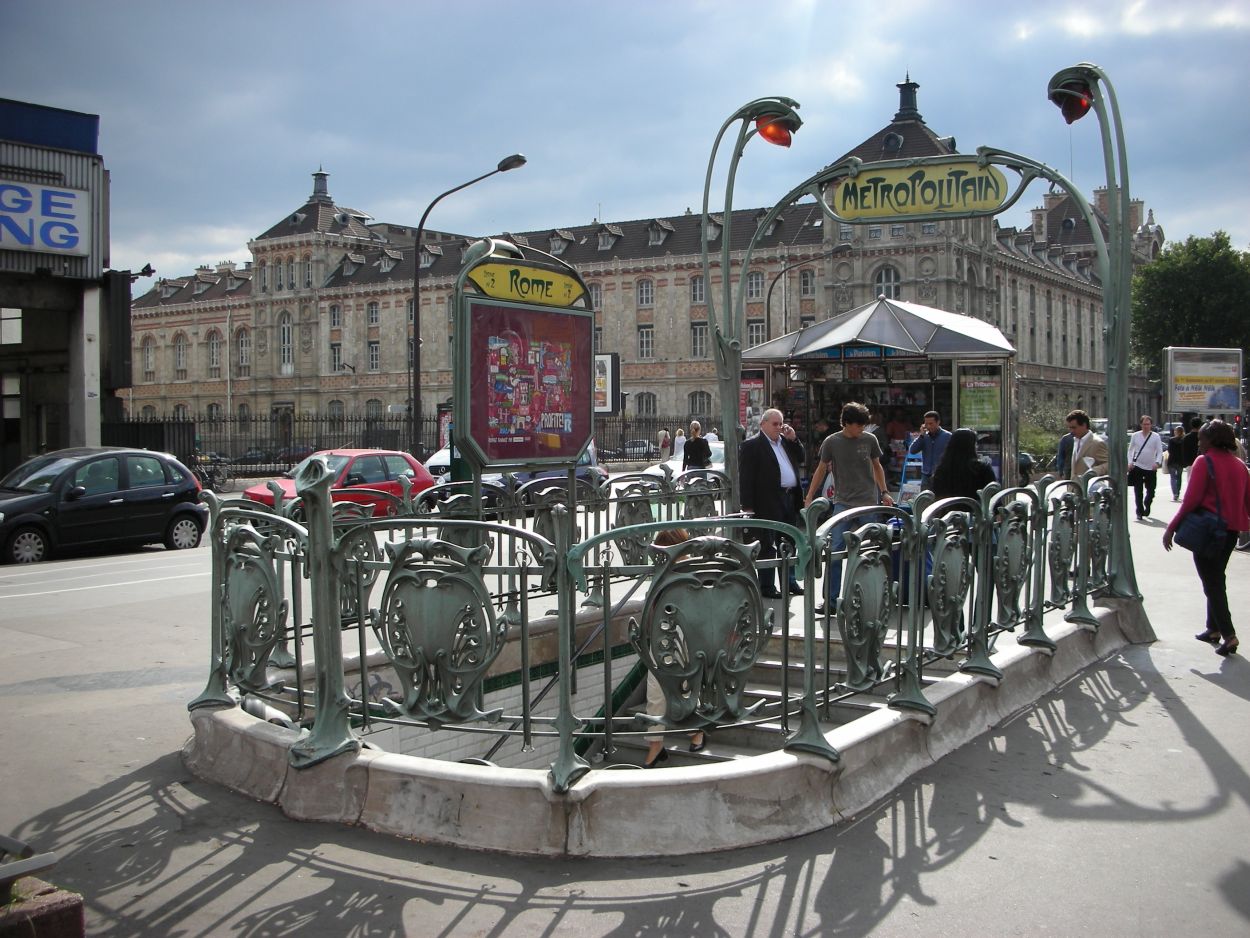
740, 372, 765, 428
466, 299, 593, 463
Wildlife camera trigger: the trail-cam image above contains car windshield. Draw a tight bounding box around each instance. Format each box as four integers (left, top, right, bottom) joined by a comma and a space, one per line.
0, 454, 79, 493
285, 453, 352, 479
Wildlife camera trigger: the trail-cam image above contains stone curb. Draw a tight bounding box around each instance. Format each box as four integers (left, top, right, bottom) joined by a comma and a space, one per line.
182, 600, 1147, 856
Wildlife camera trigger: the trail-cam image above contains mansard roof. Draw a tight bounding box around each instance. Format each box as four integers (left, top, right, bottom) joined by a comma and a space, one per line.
835, 76, 958, 164
133, 265, 252, 308
254, 170, 382, 243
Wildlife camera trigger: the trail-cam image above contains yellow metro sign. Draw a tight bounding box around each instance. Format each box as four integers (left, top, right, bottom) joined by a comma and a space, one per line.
467, 260, 585, 308
836, 160, 1009, 222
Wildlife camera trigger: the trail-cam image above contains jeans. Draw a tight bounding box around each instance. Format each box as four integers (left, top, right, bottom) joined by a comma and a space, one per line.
1130, 467, 1157, 516
1193, 531, 1238, 639
1169, 467, 1184, 499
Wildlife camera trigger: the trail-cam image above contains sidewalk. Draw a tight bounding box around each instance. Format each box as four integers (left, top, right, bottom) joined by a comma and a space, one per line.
2, 497, 1248, 936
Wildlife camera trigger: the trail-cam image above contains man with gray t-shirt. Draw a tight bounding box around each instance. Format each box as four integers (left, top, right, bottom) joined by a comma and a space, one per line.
805, 401, 893, 613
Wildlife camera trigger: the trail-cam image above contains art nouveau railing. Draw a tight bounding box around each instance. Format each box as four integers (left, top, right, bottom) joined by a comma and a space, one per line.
190, 459, 1119, 793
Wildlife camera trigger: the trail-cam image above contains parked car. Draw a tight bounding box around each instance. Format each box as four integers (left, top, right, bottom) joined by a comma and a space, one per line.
0, 446, 207, 564
241, 448, 435, 516
274, 444, 318, 466
620, 439, 659, 461
642, 440, 727, 480
231, 448, 272, 466
424, 441, 608, 495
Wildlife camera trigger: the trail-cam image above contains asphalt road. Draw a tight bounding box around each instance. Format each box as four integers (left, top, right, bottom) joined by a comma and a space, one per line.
1, 504, 1248, 937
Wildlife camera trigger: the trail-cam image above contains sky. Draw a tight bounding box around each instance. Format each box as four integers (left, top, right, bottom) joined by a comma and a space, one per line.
3, 0, 1248, 280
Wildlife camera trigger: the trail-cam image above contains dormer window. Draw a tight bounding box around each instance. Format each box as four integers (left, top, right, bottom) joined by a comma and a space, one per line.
704, 215, 723, 242
597, 231, 614, 250
756, 211, 779, 237
647, 219, 674, 246
194, 278, 212, 295
550, 236, 567, 255
419, 244, 442, 269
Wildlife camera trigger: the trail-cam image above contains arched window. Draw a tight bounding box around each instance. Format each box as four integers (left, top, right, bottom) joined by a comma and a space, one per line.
206, 402, 223, 422
746, 271, 764, 300
173, 332, 189, 379
873, 265, 901, 300
237, 402, 250, 421
207, 329, 222, 377
278, 313, 293, 374
589, 282, 602, 309
688, 391, 712, 417
406, 298, 414, 323
286, 257, 295, 291
258, 261, 268, 292
329, 304, 341, 328
141, 405, 157, 420
635, 392, 657, 416
327, 399, 345, 430
690, 274, 705, 304
636, 279, 654, 307
799, 268, 816, 297
236, 328, 251, 377
367, 301, 379, 325
141, 335, 156, 381
303, 255, 312, 288
365, 398, 384, 420
173, 403, 189, 421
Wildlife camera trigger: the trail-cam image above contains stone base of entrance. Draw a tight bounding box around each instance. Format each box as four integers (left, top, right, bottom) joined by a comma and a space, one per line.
183, 599, 1149, 857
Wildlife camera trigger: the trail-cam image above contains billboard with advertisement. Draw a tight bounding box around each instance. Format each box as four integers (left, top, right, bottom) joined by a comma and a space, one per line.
594, 353, 620, 415
463, 296, 593, 464
1164, 347, 1243, 414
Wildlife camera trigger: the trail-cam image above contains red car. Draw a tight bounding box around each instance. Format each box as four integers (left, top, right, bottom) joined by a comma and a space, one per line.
241, 449, 434, 517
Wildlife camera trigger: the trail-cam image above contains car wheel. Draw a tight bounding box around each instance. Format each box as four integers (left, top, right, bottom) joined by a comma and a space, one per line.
164, 514, 203, 551
7, 525, 49, 564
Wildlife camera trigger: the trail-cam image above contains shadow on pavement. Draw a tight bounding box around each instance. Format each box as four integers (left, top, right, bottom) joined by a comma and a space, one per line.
13, 642, 1250, 936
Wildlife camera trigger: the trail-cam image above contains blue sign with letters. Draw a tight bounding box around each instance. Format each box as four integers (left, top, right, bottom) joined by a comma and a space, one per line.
0, 178, 91, 257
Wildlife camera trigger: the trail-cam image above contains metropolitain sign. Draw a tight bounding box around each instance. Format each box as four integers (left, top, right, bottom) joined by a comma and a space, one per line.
837, 161, 1008, 222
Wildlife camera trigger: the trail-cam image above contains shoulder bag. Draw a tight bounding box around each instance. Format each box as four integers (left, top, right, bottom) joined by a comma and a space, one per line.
1173, 457, 1227, 559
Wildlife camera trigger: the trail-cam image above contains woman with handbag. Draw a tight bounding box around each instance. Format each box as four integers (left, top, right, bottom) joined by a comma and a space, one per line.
1162, 420, 1250, 657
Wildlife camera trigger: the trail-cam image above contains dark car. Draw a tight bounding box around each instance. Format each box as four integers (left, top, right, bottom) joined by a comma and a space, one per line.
0, 446, 208, 564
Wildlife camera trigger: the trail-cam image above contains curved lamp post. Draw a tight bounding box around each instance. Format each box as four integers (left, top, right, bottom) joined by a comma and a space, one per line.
409, 153, 527, 456
1047, 63, 1138, 598
700, 98, 801, 509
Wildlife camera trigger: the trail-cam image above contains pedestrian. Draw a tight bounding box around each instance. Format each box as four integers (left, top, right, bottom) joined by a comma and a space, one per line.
930, 427, 996, 502
908, 410, 952, 490
739, 408, 805, 598
1181, 416, 1202, 467
1065, 409, 1109, 479
682, 420, 712, 472
1127, 415, 1164, 519
804, 402, 893, 615
1163, 419, 1250, 658
1165, 424, 1186, 501
1055, 431, 1074, 478
705, 427, 720, 443
658, 427, 671, 462
672, 427, 686, 462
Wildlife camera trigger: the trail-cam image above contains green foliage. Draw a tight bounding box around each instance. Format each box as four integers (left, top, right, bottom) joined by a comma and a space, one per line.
1018, 399, 1068, 459
1131, 232, 1250, 376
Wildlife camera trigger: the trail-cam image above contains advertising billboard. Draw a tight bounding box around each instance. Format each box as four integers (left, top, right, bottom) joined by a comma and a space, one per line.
463, 296, 593, 464
1164, 347, 1243, 414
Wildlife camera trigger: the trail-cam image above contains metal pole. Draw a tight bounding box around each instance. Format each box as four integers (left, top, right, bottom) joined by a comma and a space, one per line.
409, 154, 526, 457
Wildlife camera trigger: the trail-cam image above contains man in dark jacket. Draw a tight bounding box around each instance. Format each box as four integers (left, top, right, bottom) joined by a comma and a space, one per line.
739, 408, 804, 598
1181, 416, 1203, 468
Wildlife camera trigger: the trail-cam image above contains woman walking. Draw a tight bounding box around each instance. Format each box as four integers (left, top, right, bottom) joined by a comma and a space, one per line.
1162, 420, 1250, 657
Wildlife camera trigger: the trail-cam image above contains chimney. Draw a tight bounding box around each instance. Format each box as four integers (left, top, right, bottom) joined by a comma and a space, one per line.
215, 260, 236, 275
893, 74, 923, 123
1031, 207, 1047, 242
311, 168, 331, 203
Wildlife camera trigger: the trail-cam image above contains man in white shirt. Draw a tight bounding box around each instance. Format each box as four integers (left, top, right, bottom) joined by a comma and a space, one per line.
739, 409, 804, 597
1127, 414, 1165, 519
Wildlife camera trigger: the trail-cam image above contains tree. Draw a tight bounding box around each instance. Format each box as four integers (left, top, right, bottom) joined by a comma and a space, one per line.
1131, 232, 1250, 377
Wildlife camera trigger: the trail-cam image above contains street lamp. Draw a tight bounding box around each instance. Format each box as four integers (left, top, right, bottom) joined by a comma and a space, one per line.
409, 153, 526, 456
700, 98, 801, 509
1047, 63, 1138, 599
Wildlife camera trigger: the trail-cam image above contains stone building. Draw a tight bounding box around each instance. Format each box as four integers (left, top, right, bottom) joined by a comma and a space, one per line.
126, 78, 1163, 432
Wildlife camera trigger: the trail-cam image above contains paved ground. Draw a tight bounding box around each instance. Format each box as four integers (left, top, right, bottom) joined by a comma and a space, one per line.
1, 498, 1248, 936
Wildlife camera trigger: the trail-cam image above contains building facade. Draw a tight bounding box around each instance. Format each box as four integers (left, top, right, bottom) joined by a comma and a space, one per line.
126, 79, 1163, 436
